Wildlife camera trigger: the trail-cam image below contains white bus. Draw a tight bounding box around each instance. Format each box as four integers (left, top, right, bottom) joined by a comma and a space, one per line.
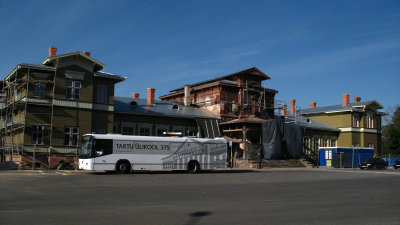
78, 134, 227, 173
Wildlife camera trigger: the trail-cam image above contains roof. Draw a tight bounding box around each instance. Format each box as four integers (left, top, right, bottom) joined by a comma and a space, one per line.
114, 97, 219, 119
5, 63, 56, 80
298, 101, 384, 115
94, 71, 126, 82
283, 115, 340, 132
169, 67, 271, 92
42, 51, 105, 71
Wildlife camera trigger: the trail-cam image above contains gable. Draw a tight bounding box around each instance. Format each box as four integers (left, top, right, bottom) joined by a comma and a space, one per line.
43, 52, 105, 72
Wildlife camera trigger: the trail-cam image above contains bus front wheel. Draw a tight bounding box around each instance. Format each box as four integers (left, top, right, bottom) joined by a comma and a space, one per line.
116, 160, 131, 174
187, 161, 200, 173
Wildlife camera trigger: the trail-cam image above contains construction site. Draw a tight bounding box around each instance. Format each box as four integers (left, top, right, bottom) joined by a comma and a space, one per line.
0, 48, 125, 169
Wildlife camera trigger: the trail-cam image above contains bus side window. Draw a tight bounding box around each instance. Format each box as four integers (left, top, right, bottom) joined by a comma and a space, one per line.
95, 139, 113, 156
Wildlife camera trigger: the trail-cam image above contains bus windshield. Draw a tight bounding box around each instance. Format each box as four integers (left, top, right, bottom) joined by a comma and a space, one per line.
80, 135, 93, 159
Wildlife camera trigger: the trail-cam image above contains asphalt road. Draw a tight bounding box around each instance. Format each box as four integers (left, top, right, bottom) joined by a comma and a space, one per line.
1, 168, 399, 225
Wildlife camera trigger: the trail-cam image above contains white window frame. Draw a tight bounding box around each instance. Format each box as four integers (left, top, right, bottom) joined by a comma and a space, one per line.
64, 127, 79, 146
353, 113, 360, 128
367, 113, 374, 128
325, 150, 332, 160
330, 139, 337, 147
66, 80, 81, 100
97, 85, 107, 104
32, 125, 44, 145
322, 138, 329, 147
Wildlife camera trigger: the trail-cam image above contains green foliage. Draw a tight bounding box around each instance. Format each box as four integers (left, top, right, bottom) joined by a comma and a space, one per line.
382, 106, 400, 154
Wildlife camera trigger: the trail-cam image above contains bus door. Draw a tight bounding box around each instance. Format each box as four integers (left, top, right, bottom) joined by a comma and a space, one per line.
93, 139, 113, 170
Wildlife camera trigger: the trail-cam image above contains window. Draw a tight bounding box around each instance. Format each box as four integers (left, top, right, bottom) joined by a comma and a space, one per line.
227, 98, 234, 113
352, 114, 360, 128
32, 126, 43, 145
66, 80, 81, 100
325, 150, 332, 160
321, 138, 329, 147
64, 127, 79, 146
122, 126, 134, 135
367, 114, 374, 128
113, 122, 120, 134
97, 85, 107, 104
303, 137, 311, 154
34, 84, 45, 98
157, 128, 168, 136
139, 127, 150, 136
368, 143, 375, 148
330, 139, 337, 147
188, 130, 197, 137
352, 143, 360, 147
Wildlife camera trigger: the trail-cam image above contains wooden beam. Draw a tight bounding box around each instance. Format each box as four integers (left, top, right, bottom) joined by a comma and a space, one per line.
222, 129, 243, 133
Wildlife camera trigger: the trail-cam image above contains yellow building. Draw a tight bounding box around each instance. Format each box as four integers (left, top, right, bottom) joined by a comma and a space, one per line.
296, 94, 384, 155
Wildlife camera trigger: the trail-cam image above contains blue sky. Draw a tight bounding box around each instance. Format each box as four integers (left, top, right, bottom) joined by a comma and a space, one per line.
1, 0, 399, 112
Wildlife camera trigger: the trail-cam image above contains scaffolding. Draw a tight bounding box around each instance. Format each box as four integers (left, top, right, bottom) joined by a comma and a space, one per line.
0, 64, 55, 167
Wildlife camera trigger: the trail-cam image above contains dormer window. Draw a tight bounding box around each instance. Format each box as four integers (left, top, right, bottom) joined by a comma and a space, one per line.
130, 101, 138, 106
172, 105, 179, 110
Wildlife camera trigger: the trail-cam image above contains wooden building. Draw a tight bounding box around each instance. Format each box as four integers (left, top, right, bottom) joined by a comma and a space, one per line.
0, 47, 125, 167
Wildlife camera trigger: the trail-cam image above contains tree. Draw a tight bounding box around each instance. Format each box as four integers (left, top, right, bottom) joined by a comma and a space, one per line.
382, 105, 400, 155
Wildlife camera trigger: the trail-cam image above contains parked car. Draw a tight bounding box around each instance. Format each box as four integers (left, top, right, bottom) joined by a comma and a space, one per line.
393, 159, 400, 169
359, 158, 388, 170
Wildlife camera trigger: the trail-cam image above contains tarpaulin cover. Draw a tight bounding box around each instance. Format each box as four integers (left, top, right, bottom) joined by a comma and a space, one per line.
245, 143, 262, 159
261, 118, 303, 159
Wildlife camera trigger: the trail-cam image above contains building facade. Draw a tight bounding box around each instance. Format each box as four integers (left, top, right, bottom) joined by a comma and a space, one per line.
0, 47, 125, 166
0, 48, 221, 168
113, 90, 220, 138
159, 67, 278, 122
160, 67, 278, 159
294, 94, 384, 155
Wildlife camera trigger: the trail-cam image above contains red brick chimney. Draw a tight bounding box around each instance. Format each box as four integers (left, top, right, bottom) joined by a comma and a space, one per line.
281, 105, 287, 116
49, 47, 57, 57
147, 88, 155, 104
83, 51, 91, 57
354, 96, 361, 103
309, 102, 317, 108
342, 94, 350, 105
132, 93, 140, 99
290, 99, 296, 114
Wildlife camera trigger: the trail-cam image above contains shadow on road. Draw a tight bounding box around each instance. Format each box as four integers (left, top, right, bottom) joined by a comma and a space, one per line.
185, 211, 212, 225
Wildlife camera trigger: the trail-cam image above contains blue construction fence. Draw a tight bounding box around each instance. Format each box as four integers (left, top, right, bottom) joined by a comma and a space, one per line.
319, 147, 375, 168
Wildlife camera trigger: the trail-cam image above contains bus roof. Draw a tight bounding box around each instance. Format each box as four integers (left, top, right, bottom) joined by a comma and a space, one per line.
84, 134, 226, 143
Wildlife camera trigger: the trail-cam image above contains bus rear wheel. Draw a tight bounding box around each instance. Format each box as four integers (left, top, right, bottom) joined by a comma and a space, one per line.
187, 161, 200, 173
116, 160, 131, 174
